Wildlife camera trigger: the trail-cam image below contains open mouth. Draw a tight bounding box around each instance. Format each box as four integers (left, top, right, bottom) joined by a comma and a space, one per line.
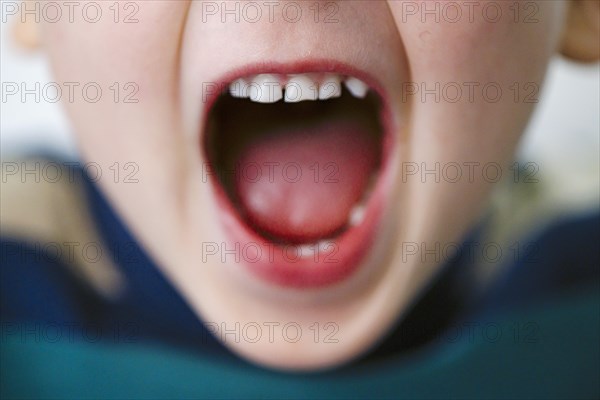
202, 62, 394, 289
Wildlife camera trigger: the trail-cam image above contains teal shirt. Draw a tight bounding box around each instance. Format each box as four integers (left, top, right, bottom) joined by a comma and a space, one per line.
2, 289, 599, 399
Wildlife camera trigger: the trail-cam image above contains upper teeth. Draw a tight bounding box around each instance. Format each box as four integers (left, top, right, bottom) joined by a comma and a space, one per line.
319, 74, 342, 100
229, 74, 369, 104
344, 77, 369, 98
249, 74, 283, 103
285, 74, 318, 102
229, 78, 249, 98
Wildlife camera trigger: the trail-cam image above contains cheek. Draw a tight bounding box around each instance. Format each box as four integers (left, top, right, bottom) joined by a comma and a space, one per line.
40, 2, 193, 176
398, 1, 565, 79
390, 1, 566, 98
385, 1, 567, 261
39, 2, 192, 247
387, 0, 566, 156
40, 2, 189, 145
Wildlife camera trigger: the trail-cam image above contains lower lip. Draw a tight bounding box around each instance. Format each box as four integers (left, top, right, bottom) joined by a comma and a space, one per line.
202, 61, 395, 289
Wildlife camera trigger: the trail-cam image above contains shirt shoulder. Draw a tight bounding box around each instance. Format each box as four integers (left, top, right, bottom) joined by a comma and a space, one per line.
1, 156, 124, 302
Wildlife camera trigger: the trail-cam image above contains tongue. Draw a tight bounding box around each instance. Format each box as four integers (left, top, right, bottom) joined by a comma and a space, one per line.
235, 122, 378, 244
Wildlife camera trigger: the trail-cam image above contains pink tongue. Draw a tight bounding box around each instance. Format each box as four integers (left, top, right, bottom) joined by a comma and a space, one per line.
235, 122, 377, 243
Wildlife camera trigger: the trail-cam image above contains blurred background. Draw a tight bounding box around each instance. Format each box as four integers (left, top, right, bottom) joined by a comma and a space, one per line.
2, 20, 599, 215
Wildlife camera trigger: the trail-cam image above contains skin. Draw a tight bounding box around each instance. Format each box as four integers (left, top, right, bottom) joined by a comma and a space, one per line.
27, 0, 598, 370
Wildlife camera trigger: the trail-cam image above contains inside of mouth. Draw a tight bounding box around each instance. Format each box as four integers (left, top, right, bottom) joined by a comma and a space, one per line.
205, 84, 383, 245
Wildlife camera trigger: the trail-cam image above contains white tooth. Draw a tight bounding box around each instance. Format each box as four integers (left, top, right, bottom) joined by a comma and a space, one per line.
249, 74, 282, 103
344, 77, 369, 98
298, 244, 317, 259
317, 240, 337, 254
285, 75, 318, 102
229, 78, 249, 98
319, 75, 342, 100
349, 204, 366, 226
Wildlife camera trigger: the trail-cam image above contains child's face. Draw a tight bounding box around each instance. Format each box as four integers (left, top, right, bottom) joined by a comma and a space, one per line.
41, 1, 568, 369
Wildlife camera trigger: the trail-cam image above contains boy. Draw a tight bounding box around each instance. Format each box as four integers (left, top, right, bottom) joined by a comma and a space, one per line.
1, 1, 599, 397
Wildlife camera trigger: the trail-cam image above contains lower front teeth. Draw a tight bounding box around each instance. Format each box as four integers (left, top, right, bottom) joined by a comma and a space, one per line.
228, 74, 368, 103
349, 204, 366, 227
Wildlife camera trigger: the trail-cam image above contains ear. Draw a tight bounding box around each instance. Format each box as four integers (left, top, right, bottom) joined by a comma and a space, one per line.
11, 13, 41, 51
561, 0, 600, 62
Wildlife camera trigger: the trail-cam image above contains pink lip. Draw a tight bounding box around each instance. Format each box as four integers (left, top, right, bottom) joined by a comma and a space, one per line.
201, 60, 395, 288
